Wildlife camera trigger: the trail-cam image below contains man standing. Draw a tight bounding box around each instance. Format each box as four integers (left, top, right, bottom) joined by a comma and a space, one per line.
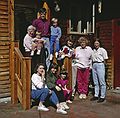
32, 8, 50, 71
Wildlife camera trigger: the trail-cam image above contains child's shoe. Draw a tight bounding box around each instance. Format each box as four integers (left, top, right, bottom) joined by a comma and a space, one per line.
30, 51, 34, 56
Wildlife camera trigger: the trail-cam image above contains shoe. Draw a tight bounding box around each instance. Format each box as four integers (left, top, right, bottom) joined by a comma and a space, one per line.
56, 108, 67, 115
71, 95, 74, 101
82, 94, 87, 99
30, 51, 34, 56
66, 100, 72, 104
79, 94, 83, 99
38, 105, 49, 111
55, 52, 58, 58
62, 102, 69, 110
36, 50, 41, 55
97, 98, 105, 103
50, 54, 53, 60
90, 97, 99, 101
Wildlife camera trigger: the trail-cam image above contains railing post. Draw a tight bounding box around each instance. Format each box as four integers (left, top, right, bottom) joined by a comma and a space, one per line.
22, 58, 31, 110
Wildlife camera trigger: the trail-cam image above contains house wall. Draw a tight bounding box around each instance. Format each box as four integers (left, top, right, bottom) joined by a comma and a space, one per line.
0, 0, 11, 98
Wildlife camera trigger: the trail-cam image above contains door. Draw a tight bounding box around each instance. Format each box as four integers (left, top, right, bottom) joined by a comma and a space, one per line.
113, 19, 120, 88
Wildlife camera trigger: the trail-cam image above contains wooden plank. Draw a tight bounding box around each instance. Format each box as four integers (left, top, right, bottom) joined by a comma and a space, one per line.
0, 71, 9, 76
0, 37, 9, 40
0, 50, 9, 54
0, 84, 11, 89
0, 58, 9, 63
0, 62, 9, 67
0, 76, 9, 80
0, 27, 8, 32
0, 88, 10, 93
0, 6, 8, 10
0, 11, 8, 15
0, 32, 9, 37
0, 19, 8, 24
0, 80, 10, 85
0, 1, 8, 6
0, 46, 9, 50
0, 67, 9, 72
0, 93, 11, 98
0, 55, 9, 59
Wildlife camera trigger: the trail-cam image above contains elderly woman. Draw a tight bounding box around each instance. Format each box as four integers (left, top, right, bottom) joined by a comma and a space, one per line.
90, 39, 108, 103
75, 37, 93, 99
46, 62, 69, 110
31, 63, 67, 114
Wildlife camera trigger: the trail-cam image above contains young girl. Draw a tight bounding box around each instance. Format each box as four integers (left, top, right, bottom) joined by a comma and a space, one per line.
50, 18, 62, 60
31, 63, 67, 114
31, 31, 45, 56
56, 69, 73, 103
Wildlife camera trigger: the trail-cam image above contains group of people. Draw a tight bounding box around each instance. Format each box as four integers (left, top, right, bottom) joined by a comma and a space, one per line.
22, 7, 108, 115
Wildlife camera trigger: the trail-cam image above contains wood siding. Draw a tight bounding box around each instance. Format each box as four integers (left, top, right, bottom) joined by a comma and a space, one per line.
0, 0, 11, 98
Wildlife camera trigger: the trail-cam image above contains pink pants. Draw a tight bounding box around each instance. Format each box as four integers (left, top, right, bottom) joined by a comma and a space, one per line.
77, 68, 90, 95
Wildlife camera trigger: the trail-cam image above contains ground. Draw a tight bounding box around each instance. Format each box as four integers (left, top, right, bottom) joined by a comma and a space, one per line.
0, 90, 120, 118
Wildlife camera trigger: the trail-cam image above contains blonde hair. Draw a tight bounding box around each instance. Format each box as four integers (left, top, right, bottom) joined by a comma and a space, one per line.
78, 36, 89, 45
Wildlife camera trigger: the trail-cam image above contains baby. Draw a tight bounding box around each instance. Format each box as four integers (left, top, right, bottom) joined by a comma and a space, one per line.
31, 31, 45, 56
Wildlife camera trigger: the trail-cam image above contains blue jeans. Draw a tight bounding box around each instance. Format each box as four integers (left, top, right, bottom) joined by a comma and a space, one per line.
31, 88, 59, 105
92, 63, 106, 98
31, 88, 49, 102
50, 35, 59, 54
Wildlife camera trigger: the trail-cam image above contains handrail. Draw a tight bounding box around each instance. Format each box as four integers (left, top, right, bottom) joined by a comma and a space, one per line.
13, 47, 31, 110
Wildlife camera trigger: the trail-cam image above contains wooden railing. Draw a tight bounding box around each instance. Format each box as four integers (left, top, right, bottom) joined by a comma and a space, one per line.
13, 47, 31, 110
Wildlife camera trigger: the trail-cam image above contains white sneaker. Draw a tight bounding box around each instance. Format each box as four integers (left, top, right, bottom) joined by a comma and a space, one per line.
36, 50, 41, 55
55, 52, 58, 58
50, 54, 53, 60
79, 94, 83, 99
82, 94, 87, 99
56, 108, 67, 115
38, 105, 49, 111
66, 100, 72, 104
30, 51, 34, 56
62, 102, 69, 110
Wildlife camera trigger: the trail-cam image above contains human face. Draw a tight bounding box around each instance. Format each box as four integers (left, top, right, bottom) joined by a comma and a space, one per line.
94, 41, 100, 49
51, 68, 57, 74
40, 12, 46, 19
61, 74, 66, 79
28, 30, 35, 37
67, 40, 73, 47
81, 41, 86, 48
37, 65, 45, 75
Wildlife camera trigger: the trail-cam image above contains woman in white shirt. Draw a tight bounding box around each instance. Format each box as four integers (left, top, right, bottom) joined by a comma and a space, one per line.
31, 63, 67, 114
90, 39, 108, 103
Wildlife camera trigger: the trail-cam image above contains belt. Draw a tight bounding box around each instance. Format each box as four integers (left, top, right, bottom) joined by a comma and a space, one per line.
93, 61, 104, 64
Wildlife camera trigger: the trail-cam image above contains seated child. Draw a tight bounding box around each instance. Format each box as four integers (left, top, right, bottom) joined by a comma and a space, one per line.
56, 69, 72, 103
31, 31, 45, 56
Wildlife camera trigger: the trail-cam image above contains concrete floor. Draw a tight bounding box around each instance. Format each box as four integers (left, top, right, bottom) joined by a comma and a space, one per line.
0, 90, 120, 118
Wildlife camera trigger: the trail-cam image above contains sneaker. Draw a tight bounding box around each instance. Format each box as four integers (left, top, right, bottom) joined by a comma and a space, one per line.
50, 54, 53, 60
66, 100, 72, 104
62, 103, 69, 110
38, 105, 49, 111
90, 96, 99, 101
56, 108, 67, 115
36, 50, 41, 55
79, 94, 83, 99
55, 52, 58, 58
82, 94, 87, 99
97, 98, 105, 103
30, 51, 34, 56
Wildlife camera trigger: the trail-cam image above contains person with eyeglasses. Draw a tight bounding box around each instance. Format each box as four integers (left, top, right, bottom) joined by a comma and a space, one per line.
31, 63, 67, 114
32, 8, 50, 71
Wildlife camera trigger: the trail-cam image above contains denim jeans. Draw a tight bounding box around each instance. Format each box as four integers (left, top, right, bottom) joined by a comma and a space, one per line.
50, 35, 59, 54
31, 88, 49, 102
92, 63, 106, 98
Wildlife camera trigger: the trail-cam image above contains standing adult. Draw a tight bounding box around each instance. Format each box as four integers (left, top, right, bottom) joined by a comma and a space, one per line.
75, 37, 93, 99
32, 8, 50, 71
90, 39, 108, 103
